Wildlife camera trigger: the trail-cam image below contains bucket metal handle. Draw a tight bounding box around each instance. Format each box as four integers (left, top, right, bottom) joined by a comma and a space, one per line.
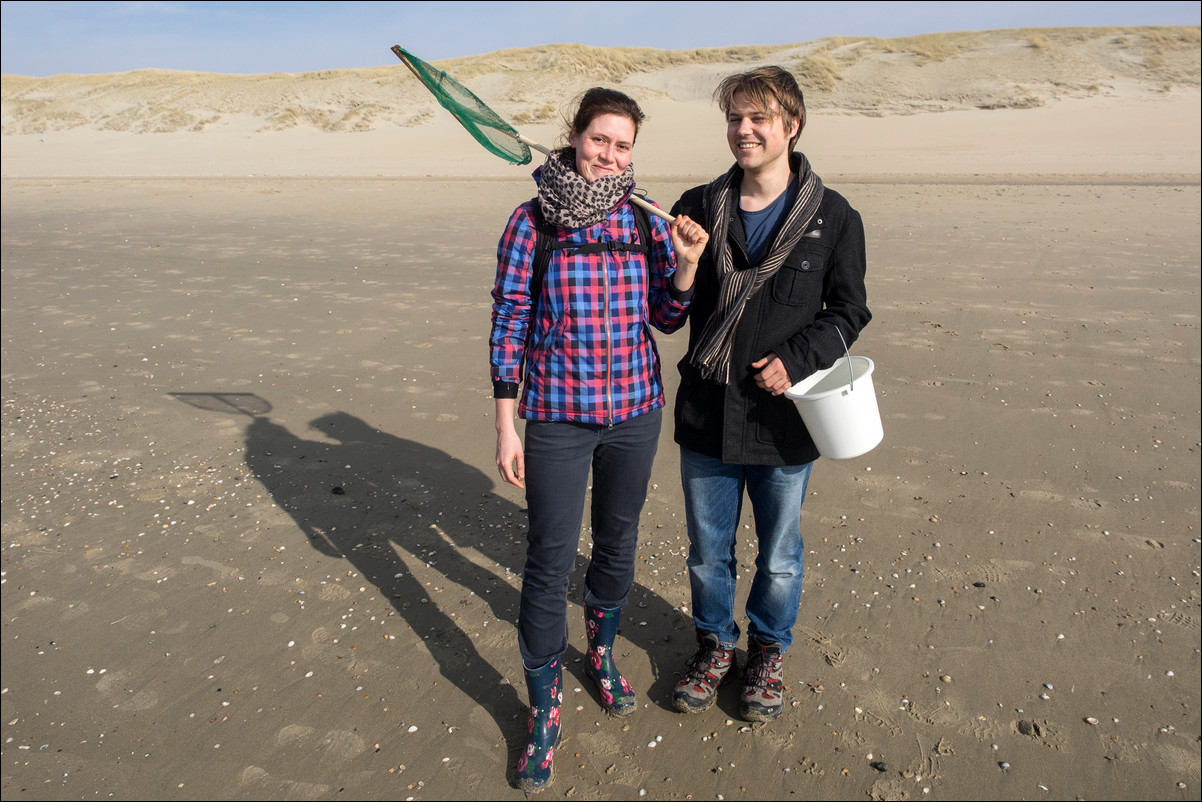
836, 328, 854, 391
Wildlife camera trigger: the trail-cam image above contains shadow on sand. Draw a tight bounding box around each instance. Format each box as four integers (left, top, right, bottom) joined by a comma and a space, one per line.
170, 393, 692, 784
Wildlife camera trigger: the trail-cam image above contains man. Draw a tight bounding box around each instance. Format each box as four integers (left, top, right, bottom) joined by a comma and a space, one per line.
669, 66, 870, 722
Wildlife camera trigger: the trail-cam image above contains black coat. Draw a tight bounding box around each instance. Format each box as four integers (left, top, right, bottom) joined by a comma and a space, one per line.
670, 171, 871, 465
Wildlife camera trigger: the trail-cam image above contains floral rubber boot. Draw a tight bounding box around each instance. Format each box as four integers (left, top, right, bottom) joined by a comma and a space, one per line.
584, 605, 637, 717
516, 656, 562, 792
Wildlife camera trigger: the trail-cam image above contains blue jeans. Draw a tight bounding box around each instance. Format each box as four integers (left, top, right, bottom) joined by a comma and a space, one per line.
680, 446, 812, 652
518, 408, 662, 666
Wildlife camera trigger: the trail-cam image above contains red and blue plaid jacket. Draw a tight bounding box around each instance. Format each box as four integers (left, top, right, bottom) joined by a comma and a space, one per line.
490, 196, 691, 426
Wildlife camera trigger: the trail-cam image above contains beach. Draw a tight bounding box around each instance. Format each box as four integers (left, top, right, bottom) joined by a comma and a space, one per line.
2, 28, 1200, 800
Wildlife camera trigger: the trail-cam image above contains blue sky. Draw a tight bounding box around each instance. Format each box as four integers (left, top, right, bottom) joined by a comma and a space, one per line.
2, 1, 1198, 77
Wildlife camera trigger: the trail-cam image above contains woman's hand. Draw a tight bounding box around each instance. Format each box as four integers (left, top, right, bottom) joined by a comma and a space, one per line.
495, 398, 525, 488
670, 214, 708, 291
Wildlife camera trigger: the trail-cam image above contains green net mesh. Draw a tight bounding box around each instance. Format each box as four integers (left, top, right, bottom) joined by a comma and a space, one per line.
392, 45, 532, 165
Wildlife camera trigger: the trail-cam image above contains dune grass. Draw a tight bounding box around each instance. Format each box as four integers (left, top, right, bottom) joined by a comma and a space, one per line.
440, 43, 796, 83
864, 31, 984, 63
3, 26, 1197, 134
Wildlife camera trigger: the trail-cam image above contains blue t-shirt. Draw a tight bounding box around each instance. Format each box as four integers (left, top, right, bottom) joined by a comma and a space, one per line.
741, 180, 798, 264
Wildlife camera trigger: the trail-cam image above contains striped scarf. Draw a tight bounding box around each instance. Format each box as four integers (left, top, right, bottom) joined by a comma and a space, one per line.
690, 153, 824, 383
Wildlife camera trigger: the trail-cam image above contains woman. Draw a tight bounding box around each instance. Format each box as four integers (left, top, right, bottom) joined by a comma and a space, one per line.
490, 87, 707, 791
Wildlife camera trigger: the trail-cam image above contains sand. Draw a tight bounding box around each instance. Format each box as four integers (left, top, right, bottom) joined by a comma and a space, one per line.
2, 28, 1200, 801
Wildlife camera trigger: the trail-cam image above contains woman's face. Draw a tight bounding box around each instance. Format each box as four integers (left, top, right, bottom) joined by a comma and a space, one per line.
569, 113, 636, 183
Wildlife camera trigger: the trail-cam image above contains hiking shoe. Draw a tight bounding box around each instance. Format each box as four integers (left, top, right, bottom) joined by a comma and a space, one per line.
740, 635, 785, 722
672, 632, 734, 713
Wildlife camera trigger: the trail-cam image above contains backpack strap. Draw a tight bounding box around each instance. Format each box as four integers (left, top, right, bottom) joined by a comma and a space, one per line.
526, 198, 553, 330
526, 196, 652, 312
630, 197, 653, 263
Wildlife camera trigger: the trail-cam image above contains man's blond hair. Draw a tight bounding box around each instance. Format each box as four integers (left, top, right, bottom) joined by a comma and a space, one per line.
714, 66, 807, 151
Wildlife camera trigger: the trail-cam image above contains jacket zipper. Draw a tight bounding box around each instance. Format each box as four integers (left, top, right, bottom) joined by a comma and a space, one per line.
603, 242, 614, 428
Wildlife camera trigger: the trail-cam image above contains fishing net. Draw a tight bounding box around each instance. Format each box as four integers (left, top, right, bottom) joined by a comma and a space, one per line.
391, 45, 671, 222
392, 45, 533, 165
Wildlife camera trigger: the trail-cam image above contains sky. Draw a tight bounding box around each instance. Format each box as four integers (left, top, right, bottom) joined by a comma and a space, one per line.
2, 0, 1199, 77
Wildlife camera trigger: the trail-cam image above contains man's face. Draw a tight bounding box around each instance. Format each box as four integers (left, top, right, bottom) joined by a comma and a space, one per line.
725, 91, 798, 175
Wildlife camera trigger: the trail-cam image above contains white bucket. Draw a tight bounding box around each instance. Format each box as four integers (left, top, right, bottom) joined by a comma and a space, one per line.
784, 355, 883, 459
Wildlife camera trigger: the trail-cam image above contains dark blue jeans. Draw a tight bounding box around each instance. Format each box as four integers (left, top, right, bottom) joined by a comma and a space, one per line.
518, 408, 662, 666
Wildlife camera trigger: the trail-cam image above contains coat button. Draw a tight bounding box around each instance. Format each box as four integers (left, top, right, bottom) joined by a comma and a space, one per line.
801, 260, 811, 270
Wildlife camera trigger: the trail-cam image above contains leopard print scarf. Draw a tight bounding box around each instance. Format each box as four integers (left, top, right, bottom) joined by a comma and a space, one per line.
536, 148, 635, 229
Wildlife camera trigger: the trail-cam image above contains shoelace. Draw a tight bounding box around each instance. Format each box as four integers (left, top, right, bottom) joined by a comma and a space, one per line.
745, 652, 782, 685
686, 647, 729, 679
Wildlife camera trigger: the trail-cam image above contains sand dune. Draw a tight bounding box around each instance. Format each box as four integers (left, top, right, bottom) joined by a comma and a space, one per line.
2, 27, 1200, 182
3, 27, 1198, 135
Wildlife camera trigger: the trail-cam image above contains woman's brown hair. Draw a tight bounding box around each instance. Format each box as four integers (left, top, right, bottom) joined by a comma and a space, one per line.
565, 87, 647, 143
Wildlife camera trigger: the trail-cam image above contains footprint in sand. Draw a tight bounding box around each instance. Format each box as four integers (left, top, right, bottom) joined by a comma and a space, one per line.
237, 765, 330, 799
1070, 497, 1105, 511
96, 668, 160, 711
1013, 718, 1065, 749
1160, 610, 1200, 631
799, 627, 847, 667
273, 723, 367, 761
851, 690, 903, 736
